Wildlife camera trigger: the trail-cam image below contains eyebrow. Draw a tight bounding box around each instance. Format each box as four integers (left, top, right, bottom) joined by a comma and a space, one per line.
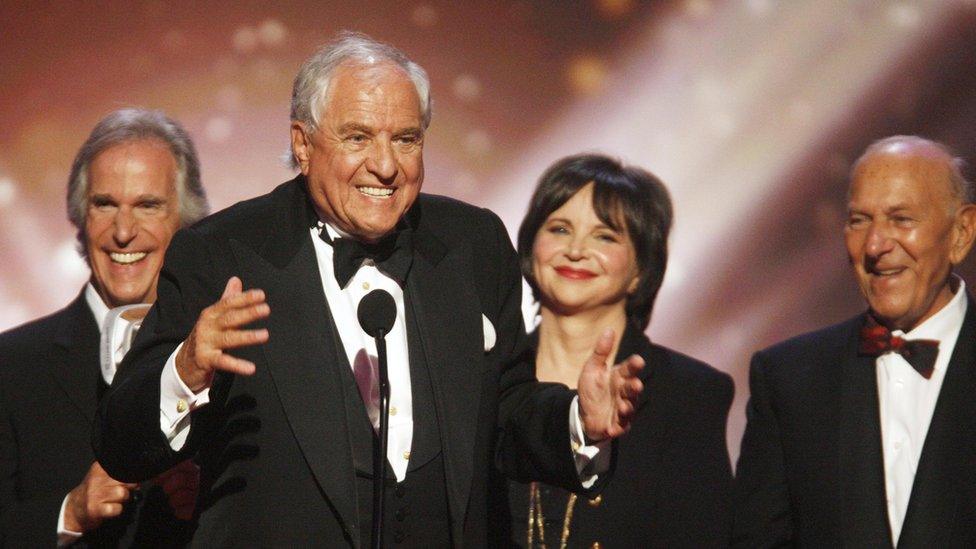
337, 123, 373, 135
336, 123, 423, 136
89, 193, 168, 203
546, 217, 617, 231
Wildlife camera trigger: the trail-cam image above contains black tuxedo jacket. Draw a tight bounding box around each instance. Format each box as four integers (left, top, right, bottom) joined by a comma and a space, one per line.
95, 177, 585, 547
732, 300, 976, 548
0, 291, 191, 548
496, 323, 734, 548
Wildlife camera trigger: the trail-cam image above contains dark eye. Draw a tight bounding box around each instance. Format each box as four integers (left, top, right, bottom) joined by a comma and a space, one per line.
547, 225, 569, 235
138, 201, 163, 211
847, 214, 867, 228
347, 134, 368, 143
596, 232, 620, 243
395, 133, 421, 145
90, 198, 116, 211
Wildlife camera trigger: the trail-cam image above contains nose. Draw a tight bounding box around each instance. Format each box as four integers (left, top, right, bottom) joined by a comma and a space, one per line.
365, 139, 397, 184
565, 234, 587, 261
864, 221, 894, 258
112, 207, 138, 247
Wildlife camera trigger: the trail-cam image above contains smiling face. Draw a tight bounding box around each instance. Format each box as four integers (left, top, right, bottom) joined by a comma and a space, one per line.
85, 140, 181, 308
291, 61, 425, 242
532, 183, 640, 318
845, 142, 976, 331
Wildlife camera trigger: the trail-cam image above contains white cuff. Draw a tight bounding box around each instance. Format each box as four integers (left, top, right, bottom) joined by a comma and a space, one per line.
569, 396, 611, 489
160, 342, 210, 450
57, 493, 83, 546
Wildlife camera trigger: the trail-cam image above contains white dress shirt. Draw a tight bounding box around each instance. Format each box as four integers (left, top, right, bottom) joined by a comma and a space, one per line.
876, 277, 967, 545
56, 285, 127, 545
158, 224, 603, 485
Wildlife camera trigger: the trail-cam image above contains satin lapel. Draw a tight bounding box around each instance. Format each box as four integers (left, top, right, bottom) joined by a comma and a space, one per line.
898, 301, 976, 547
838, 317, 894, 547
50, 292, 100, 423
406, 238, 482, 543
230, 234, 360, 547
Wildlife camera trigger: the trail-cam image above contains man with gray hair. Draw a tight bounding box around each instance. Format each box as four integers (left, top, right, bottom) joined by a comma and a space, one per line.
0, 108, 209, 546
95, 32, 644, 547
733, 136, 976, 547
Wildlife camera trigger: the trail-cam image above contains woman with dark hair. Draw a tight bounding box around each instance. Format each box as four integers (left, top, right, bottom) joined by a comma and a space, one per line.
497, 153, 734, 548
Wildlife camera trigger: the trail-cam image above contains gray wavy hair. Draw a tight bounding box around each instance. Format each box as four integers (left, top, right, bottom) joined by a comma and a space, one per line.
288, 31, 432, 169
66, 108, 210, 259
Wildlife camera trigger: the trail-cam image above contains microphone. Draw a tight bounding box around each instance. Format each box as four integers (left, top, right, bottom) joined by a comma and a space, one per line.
357, 290, 397, 339
357, 290, 396, 549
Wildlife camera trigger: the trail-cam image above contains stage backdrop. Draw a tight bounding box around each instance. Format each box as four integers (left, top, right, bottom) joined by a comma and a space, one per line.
3, 0, 976, 462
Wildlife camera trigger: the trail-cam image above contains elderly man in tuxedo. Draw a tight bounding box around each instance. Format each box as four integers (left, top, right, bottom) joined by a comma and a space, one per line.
94, 32, 644, 547
0, 108, 209, 546
732, 135, 976, 547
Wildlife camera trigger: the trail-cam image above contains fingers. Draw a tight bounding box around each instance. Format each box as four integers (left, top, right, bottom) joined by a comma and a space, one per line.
215, 354, 258, 376
217, 302, 270, 329
617, 355, 645, 377
98, 502, 125, 519
222, 275, 243, 298
178, 279, 269, 390
585, 328, 616, 370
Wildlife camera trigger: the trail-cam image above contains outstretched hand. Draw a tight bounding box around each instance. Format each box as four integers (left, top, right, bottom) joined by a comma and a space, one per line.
176, 276, 270, 393
576, 328, 645, 442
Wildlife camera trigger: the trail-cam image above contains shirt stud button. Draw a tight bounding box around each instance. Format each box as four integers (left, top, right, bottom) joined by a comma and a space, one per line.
403, 451, 410, 460
176, 399, 188, 413
362, 281, 370, 290
390, 406, 398, 416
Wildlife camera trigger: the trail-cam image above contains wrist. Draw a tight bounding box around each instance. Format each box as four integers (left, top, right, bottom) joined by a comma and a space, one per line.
175, 346, 208, 393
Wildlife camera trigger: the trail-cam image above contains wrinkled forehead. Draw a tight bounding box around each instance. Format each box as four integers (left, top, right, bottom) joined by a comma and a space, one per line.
848, 149, 957, 206
321, 61, 421, 112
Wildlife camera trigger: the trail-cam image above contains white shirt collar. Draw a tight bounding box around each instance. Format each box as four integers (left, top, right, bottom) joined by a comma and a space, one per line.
84, 282, 110, 335
895, 276, 968, 372
316, 220, 351, 242
898, 276, 967, 339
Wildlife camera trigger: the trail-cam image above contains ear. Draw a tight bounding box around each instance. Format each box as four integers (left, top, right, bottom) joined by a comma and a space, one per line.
949, 203, 976, 265
627, 270, 641, 295
290, 122, 312, 175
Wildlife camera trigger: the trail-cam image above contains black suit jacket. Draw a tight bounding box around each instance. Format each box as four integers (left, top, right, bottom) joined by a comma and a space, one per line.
732, 300, 976, 548
0, 291, 191, 548
497, 323, 734, 548
94, 177, 585, 547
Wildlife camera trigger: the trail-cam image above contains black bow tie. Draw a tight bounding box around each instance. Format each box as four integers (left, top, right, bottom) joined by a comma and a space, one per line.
319, 226, 413, 288
858, 318, 940, 379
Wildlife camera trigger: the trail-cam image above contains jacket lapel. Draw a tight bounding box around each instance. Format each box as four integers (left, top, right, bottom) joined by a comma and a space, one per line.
51, 291, 101, 424
229, 179, 360, 546
404, 221, 483, 544
838, 315, 894, 547
898, 298, 976, 547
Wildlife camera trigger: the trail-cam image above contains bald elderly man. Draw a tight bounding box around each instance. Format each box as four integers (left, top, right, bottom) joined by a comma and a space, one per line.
732, 136, 976, 547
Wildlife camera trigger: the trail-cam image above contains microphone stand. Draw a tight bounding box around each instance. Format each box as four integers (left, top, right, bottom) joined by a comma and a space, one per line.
372, 328, 391, 549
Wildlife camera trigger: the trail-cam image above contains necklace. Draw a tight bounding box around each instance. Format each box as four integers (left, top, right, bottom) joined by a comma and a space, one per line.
527, 482, 578, 549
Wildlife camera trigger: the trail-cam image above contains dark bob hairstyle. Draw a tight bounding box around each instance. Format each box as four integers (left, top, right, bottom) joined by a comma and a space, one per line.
517, 153, 673, 330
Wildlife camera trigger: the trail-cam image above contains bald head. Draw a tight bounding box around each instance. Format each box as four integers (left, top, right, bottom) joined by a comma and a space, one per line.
850, 135, 972, 208
844, 135, 976, 331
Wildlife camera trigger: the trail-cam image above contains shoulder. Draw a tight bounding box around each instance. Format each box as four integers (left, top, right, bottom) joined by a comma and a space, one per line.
413, 193, 503, 239
754, 315, 861, 365
651, 343, 733, 401
0, 303, 74, 355
185, 179, 297, 242
0, 301, 79, 394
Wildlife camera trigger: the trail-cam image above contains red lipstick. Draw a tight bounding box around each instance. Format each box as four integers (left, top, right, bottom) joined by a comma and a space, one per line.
555, 266, 597, 280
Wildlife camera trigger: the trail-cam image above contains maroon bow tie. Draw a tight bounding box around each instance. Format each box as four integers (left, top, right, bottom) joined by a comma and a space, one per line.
858, 321, 940, 379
